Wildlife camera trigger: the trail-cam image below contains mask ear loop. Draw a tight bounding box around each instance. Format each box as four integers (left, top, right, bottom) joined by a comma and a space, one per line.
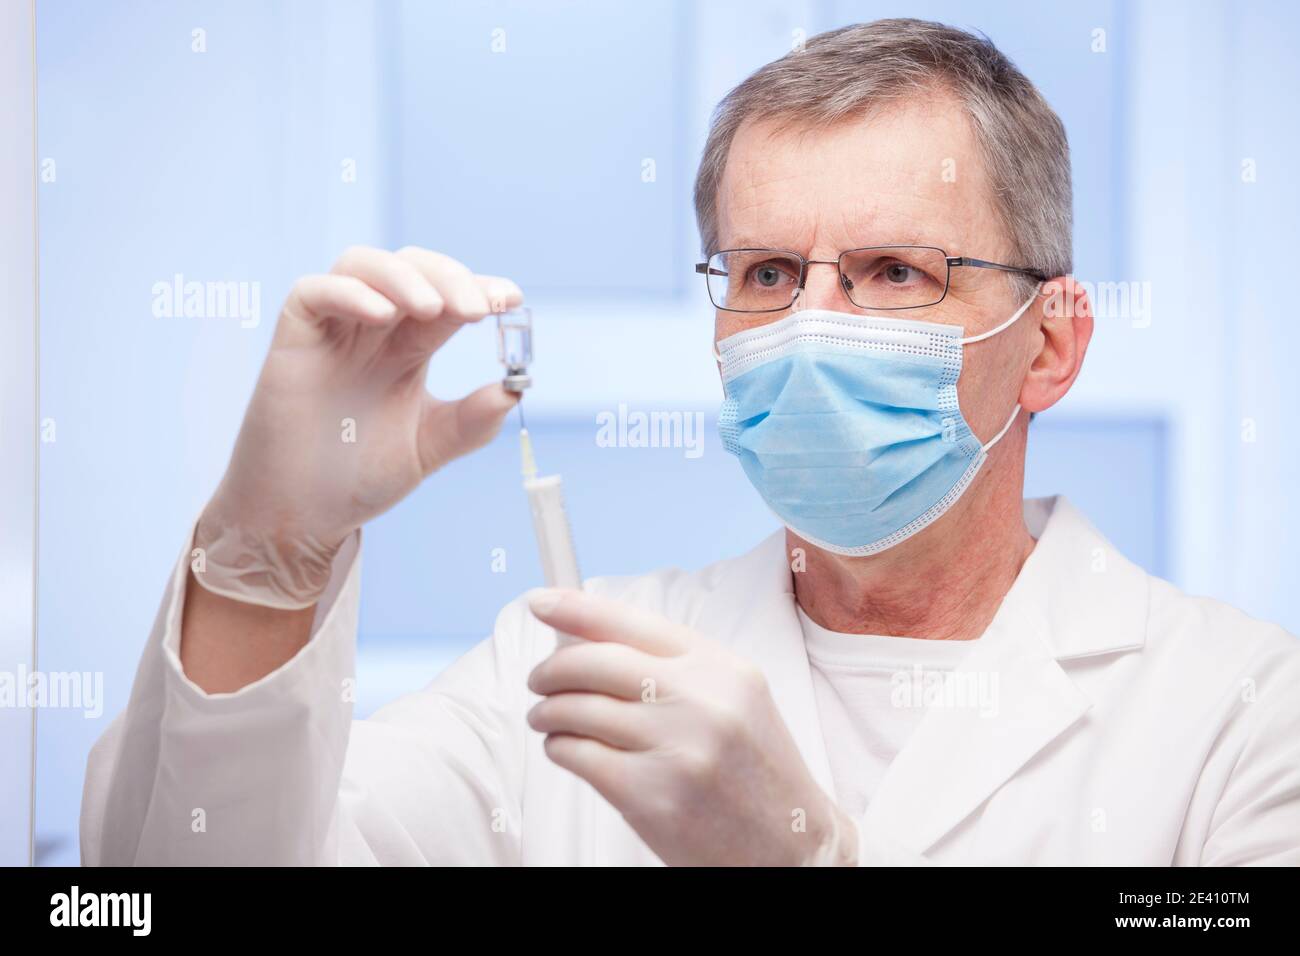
961, 287, 1037, 451
958, 286, 1041, 345
982, 402, 1022, 452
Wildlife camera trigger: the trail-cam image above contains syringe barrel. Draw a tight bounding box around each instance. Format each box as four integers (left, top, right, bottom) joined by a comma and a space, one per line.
524, 475, 581, 589
524, 475, 583, 648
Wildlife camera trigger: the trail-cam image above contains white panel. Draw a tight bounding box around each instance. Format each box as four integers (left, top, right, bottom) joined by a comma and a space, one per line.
1118, 0, 1235, 598
1226, 0, 1300, 632
0, 0, 37, 867
32, 0, 391, 866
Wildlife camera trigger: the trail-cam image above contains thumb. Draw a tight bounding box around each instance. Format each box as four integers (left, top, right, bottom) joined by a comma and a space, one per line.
418, 383, 519, 475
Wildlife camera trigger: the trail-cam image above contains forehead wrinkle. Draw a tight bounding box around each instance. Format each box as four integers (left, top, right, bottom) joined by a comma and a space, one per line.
830, 192, 962, 252
723, 149, 811, 210
725, 182, 813, 231
720, 191, 816, 251
718, 106, 1005, 260
720, 131, 826, 247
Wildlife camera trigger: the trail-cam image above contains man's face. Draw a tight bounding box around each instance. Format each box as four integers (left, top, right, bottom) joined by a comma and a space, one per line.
713, 96, 1036, 443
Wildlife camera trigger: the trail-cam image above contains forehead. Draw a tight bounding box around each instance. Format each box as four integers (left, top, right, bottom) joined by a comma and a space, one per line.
715, 97, 1003, 255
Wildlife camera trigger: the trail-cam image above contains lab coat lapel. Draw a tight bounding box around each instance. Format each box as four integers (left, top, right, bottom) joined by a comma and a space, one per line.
697, 532, 837, 798
862, 496, 1148, 855
698, 498, 1148, 858
862, 609, 1091, 854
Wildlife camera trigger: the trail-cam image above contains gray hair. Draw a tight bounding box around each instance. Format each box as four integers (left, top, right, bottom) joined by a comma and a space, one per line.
693, 19, 1072, 297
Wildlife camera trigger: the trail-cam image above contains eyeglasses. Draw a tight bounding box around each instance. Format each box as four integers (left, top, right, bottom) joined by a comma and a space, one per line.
694, 245, 1048, 313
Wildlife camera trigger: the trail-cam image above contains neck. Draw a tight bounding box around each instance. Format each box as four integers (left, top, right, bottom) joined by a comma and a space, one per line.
791, 445, 1034, 642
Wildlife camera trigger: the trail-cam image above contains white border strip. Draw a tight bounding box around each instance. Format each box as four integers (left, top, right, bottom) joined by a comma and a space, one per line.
0, 0, 38, 868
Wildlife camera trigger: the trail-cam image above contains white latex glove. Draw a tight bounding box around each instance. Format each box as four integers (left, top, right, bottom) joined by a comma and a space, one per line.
525, 588, 859, 867
193, 246, 523, 608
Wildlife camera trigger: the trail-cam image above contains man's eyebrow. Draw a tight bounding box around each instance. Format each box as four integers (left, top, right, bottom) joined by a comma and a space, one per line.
715, 234, 951, 252
883, 232, 933, 248
717, 230, 951, 248
717, 237, 791, 251
849, 232, 942, 249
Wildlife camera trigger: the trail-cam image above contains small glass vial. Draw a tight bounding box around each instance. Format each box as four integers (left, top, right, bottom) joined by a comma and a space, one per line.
496, 308, 533, 393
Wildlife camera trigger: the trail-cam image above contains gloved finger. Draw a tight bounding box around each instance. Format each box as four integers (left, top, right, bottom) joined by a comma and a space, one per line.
402, 272, 524, 357
527, 589, 691, 657
475, 274, 524, 314
527, 640, 660, 700
542, 733, 636, 808
330, 246, 444, 321
527, 693, 656, 751
289, 274, 399, 327
417, 383, 518, 475
395, 246, 492, 323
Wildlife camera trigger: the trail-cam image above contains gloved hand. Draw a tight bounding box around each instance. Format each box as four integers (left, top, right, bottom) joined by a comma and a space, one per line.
193, 246, 523, 609
525, 588, 859, 866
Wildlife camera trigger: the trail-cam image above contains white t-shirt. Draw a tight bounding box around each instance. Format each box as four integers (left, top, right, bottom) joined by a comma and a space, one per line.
798, 605, 977, 819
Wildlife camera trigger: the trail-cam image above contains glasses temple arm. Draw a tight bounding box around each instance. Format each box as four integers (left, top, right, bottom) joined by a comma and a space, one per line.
948, 256, 1048, 281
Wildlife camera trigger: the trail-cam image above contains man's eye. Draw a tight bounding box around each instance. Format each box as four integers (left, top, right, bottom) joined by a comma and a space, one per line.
753, 265, 785, 287
883, 263, 918, 284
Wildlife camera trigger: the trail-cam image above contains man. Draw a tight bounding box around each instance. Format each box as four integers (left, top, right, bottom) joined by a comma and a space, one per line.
82, 19, 1299, 866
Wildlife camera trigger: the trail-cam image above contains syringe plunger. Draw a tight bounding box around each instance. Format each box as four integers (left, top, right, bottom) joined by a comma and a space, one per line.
525, 474, 581, 591
520, 429, 582, 647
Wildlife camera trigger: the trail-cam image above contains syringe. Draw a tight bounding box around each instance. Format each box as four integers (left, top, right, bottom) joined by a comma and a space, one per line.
519, 429, 583, 646
495, 308, 597, 860
495, 308, 583, 645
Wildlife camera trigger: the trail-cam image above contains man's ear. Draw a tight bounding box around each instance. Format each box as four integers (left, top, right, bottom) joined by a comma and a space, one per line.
1019, 275, 1093, 415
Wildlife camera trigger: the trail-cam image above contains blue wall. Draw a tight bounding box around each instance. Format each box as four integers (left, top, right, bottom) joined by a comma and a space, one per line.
32, 0, 1299, 864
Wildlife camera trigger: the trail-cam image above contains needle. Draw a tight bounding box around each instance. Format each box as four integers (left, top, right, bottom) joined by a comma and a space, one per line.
516, 395, 528, 431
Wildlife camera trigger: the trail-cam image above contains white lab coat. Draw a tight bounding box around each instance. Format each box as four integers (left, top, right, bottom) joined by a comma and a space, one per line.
81, 496, 1300, 865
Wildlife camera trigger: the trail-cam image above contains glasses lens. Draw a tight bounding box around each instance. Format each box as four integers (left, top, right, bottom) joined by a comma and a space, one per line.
705, 250, 802, 312
839, 247, 948, 309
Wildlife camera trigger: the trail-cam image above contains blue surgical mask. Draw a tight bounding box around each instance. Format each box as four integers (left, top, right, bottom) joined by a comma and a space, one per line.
714, 293, 1037, 556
